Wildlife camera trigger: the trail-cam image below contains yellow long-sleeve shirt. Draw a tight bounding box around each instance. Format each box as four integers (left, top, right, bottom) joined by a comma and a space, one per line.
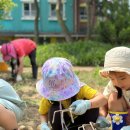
38, 84, 97, 115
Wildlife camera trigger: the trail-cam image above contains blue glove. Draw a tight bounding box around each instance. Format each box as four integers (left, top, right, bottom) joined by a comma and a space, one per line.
121, 126, 130, 130
96, 116, 111, 128
70, 100, 91, 115
41, 122, 50, 130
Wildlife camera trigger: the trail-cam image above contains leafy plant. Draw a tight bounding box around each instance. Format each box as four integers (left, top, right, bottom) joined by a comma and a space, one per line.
24, 40, 113, 67
96, 0, 130, 44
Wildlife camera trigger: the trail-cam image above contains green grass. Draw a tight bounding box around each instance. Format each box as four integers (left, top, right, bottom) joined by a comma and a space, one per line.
75, 67, 109, 92
15, 66, 109, 95
23, 40, 113, 67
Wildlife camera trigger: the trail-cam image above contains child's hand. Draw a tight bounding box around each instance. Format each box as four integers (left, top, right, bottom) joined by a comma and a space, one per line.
70, 100, 91, 115
13, 69, 18, 74
121, 126, 130, 130
96, 116, 111, 128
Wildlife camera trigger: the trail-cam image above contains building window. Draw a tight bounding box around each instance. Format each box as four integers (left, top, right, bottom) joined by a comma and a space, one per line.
50, 3, 57, 18
21, 1, 37, 20
48, 0, 66, 21
79, 3, 87, 22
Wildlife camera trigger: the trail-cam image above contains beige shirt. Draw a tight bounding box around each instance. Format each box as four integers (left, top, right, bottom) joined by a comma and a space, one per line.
103, 81, 130, 106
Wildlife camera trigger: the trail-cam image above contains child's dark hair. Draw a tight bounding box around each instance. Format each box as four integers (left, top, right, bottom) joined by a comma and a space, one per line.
115, 86, 122, 99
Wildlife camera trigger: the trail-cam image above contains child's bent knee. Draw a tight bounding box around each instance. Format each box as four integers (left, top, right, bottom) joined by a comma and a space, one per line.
0, 107, 18, 130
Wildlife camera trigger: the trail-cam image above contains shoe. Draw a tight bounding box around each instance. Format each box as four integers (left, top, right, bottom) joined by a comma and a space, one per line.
16, 74, 23, 81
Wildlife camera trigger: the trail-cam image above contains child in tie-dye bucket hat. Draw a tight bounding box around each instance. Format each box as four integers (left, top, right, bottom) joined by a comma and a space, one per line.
36, 57, 109, 130
99, 46, 130, 130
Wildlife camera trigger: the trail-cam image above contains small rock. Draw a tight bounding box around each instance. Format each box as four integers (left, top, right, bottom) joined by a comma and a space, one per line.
36, 125, 40, 130
19, 125, 26, 130
19, 125, 33, 130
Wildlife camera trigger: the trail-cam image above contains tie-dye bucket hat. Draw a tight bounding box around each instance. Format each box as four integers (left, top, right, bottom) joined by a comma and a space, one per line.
1, 43, 17, 61
36, 57, 81, 101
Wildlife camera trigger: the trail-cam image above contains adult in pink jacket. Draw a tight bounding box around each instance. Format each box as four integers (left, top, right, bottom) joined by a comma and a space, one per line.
0, 38, 38, 81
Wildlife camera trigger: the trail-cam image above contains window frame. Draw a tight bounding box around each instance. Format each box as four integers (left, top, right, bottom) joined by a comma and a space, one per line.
48, 0, 66, 21
21, 0, 39, 20
79, 3, 88, 22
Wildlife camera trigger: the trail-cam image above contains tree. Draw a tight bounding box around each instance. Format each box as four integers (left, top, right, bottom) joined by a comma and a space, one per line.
86, 0, 97, 39
56, 0, 72, 42
34, 0, 40, 44
97, 0, 130, 44
0, 0, 15, 20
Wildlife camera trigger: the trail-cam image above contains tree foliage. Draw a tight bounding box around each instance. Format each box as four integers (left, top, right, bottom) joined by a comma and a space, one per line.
0, 0, 16, 20
96, 0, 130, 44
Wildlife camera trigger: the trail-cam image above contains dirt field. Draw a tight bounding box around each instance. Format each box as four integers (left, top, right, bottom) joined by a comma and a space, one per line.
0, 66, 106, 130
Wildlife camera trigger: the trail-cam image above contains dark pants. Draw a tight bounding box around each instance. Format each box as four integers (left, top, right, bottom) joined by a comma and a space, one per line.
10, 49, 38, 79
28, 49, 38, 79
10, 59, 19, 79
48, 104, 99, 130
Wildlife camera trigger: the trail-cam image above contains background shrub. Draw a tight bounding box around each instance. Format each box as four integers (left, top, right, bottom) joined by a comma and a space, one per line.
24, 40, 118, 67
